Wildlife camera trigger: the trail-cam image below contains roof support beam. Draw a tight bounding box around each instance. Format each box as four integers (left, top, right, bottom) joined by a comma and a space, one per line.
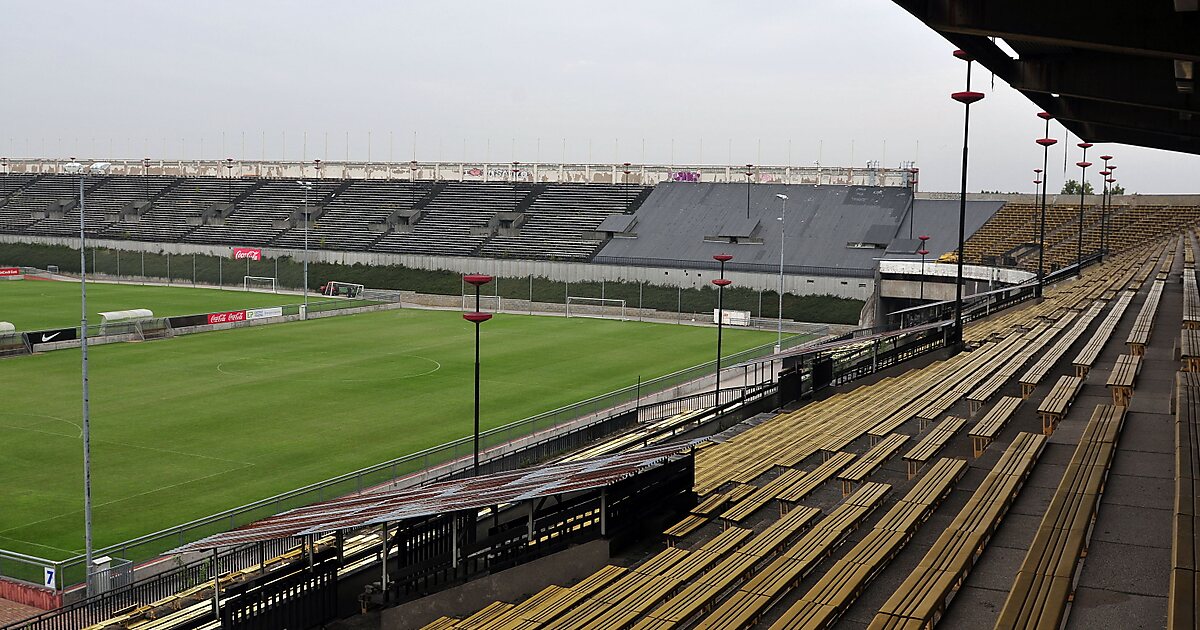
894, 0, 1200, 61
1013, 54, 1199, 115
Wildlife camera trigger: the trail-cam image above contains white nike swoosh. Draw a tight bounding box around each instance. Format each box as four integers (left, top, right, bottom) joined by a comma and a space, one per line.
41, 332, 61, 342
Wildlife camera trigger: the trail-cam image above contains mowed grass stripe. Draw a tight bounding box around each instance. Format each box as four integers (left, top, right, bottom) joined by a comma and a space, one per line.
0, 279, 330, 330
0, 300, 775, 559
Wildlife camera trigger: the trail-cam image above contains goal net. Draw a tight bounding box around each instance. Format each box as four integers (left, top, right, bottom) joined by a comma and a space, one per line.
566, 297, 627, 320
322, 281, 365, 298
243, 276, 277, 293
462, 294, 502, 313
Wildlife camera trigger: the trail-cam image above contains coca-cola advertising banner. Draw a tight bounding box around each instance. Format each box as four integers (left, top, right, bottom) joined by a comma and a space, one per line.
207, 310, 247, 325
0, 267, 21, 277
232, 247, 262, 261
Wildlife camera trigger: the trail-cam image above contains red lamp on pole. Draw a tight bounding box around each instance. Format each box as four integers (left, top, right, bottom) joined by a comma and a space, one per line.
463, 273, 493, 476
950, 49, 984, 347
1075, 142, 1093, 274
1035, 112, 1057, 299
712, 254, 733, 399
1099, 154, 1113, 256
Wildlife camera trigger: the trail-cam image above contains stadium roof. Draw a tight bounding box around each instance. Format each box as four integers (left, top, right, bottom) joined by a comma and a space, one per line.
177, 441, 697, 551
596, 182, 1001, 273
893, 0, 1200, 155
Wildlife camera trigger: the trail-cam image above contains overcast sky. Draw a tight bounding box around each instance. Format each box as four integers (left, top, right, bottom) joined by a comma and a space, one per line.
2, 1, 1197, 193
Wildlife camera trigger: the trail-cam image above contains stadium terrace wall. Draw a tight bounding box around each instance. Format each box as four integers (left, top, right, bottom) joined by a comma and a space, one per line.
0, 233, 872, 300
2, 157, 917, 187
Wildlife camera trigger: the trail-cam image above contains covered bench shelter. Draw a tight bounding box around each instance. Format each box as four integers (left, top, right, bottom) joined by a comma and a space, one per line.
177, 441, 698, 606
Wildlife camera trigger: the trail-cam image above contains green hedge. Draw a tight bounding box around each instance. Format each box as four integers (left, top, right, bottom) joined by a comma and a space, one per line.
0, 242, 864, 324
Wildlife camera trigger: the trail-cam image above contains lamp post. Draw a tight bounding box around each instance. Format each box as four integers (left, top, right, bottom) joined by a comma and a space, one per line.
409, 160, 418, 210
1106, 168, 1118, 252
774, 194, 788, 353
1035, 112, 1057, 299
918, 234, 930, 301
297, 180, 314, 318
224, 158, 234, 204
951, 49, 985, 347
712, 255, 733, 398
623, 162, 632, 210
142, 157, 152, 210
744, 164, 753, 219
1075, 142, 1093, 274
63, 159, 110, 596
1099, 155, 1113, 257
463, 274, 493, 476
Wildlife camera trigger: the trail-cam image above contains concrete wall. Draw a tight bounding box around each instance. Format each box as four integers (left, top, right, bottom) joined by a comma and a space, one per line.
0, 233, 873, 299
3, 157, 916, 188
380, 540, 610, 630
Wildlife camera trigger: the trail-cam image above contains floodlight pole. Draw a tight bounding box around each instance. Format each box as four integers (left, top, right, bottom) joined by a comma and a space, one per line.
1075, 142, 1093, 275
951, 49, 985, 348
298, 181, 314, 318
745, 164, 753, 219
712, 255, 733, 399
463, 274, 493, 476
67, 159, 108, 596
1035, 112, 1057, 299
774, 194, 788, 353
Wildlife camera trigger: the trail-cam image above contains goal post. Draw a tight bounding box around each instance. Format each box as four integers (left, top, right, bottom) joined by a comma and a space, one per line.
243, 276, 277, 293
566, 296, 627, 320
322, 281, 365, 298
462, 294, 502, 313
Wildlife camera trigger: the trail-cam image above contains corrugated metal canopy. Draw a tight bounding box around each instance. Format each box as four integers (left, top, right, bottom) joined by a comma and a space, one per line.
177, 441, 698, 552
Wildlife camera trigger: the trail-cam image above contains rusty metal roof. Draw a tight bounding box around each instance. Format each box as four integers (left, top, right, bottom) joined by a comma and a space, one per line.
178, 441, 698, 551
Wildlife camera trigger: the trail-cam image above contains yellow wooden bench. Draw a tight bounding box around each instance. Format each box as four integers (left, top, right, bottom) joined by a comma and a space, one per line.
838, 434, 909, 496
1105, 354, 1142, 406
868, 433, 1046, 629
1036, 375, 1084, 435
968, 396, 1022, 457
902, 416, 967, 478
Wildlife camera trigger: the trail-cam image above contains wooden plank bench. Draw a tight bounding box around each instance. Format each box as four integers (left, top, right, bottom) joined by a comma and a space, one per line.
838, 434, 909, 496
1073, 292, 1135, 377
1126, 280, 1165, 356
455, 601, 514, 629
969, 396, 1022, 458
868, 433, 1046, 630
719, 469, 806, 525
1106, 354, 1142, 407
994, 405, 1126, 629
695, 483, 892, 630
902, 416, 967, 478
1171, 372, 1200, 629
1184, 329, 1200, 372
777, 452, 855, 509
1036, 375, 1084, 435
768, 459, 966, 630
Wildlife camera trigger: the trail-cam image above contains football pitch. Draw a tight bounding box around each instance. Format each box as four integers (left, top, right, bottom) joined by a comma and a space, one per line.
0, 280, 777, 561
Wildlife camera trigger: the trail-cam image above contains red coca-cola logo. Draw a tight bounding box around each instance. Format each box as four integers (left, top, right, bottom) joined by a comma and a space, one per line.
207, 310, 247, 324
232, 248, 262, 261
0, 267, 20, 276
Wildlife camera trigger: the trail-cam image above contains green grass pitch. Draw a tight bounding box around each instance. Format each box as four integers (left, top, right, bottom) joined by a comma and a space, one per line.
0, 279, 776, 561
0, 279, 338, 331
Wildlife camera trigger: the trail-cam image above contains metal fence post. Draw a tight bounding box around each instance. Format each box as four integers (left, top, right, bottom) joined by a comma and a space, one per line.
166, 252, 171, 284
192, 254, 196, 286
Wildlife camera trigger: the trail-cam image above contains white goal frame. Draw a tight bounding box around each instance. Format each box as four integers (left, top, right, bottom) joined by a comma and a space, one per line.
462, 294, 502, 313
323, 281, 365, 298
243, 275, 277, 293
566, 296, 627, 320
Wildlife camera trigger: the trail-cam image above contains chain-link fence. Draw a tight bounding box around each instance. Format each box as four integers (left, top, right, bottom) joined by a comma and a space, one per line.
0, 242, 864, 325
